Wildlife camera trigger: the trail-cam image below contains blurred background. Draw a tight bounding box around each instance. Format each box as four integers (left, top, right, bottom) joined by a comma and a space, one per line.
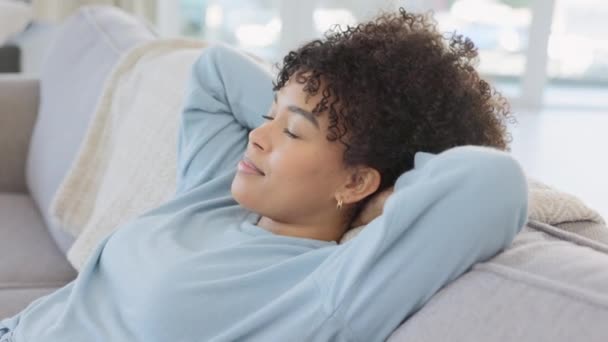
3, 0, 607, 217
174, 0, 608, 111
18, 0, 607, 110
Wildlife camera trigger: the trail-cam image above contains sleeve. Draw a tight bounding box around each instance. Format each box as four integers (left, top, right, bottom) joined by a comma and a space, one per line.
1, 301, 23, 332
175, 43, 275, 196
313, 145, 529, 341
0, 280, 77, 333
0, 305, 21, 334
0, 320, 12, 336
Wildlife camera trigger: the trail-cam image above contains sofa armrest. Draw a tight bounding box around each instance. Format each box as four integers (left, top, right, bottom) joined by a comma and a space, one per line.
0, 75, 39, 193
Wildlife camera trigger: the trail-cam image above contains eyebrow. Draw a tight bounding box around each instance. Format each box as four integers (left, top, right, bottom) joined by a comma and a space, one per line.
274, 92, 320, 130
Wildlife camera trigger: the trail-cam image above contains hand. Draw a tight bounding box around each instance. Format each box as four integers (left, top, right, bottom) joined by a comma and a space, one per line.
350, 186, 395, 227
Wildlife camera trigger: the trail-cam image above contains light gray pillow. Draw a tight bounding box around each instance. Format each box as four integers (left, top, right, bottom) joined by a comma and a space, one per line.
25, 5, 156, 255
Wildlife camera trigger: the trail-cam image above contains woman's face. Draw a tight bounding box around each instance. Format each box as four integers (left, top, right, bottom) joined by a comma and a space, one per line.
231, 76, 352, 226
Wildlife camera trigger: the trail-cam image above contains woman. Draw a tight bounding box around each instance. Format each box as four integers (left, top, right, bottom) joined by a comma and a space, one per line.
0, 8, 528, 342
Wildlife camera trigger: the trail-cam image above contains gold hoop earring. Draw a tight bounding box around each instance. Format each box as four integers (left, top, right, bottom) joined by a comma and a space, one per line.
336, 198, 343, 210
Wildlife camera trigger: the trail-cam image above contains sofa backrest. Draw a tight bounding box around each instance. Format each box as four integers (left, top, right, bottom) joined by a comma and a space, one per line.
25, 5, 156, 254
388, 220, 608, 342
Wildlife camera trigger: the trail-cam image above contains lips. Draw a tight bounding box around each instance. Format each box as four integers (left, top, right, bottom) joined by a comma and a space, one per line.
242, 156, 265, 175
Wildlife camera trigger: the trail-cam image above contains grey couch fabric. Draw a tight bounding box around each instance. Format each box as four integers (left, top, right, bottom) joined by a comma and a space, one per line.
0, 194, 75, 317
0, 5, 155, 318
555, 220, 608, 246
0, 76, 38, 193
388, 220, 608, 341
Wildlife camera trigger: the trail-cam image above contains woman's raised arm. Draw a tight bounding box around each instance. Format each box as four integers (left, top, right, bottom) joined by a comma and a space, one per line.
175, 44, 274, 196
312, 145, 529, 341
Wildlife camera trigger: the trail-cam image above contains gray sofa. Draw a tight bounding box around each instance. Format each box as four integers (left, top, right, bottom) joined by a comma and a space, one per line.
1, 5, 608, 341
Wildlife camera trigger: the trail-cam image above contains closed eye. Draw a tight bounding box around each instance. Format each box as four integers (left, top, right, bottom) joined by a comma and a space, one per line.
261, 115, 299, 139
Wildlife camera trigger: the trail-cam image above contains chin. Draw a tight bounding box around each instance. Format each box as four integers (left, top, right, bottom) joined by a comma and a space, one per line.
230, 176, 258, 212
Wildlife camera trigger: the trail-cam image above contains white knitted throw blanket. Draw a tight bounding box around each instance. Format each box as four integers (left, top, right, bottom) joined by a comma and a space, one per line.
49, 39, 208, 270
49, 39, 607, 270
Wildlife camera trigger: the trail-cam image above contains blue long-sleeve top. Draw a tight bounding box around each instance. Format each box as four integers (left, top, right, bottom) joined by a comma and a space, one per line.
0, 43, 529, 342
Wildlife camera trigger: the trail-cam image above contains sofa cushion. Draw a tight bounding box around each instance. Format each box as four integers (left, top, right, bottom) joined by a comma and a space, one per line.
0, 75, 38, 193
25, 5, 156, 255
0, 193, 76, 316
387, 220, 608, 342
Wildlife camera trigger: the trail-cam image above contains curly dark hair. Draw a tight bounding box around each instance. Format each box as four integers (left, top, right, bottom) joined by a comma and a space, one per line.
273, 7, 515, 220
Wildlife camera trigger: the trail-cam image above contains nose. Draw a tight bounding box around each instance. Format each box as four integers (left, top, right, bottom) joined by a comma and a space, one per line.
248, 126, 266, 152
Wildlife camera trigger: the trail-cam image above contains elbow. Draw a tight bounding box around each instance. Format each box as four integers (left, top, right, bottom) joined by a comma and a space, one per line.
478, 150, 530, 240
448, 145, 529, 242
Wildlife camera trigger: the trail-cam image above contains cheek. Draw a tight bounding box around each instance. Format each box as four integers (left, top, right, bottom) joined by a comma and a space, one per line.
271, 147, 340, 187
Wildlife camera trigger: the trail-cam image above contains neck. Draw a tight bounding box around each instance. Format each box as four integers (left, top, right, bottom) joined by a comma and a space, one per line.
256, 214, 347, 242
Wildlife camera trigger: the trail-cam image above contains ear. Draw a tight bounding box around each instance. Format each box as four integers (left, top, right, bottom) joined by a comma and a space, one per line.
337, 166, 381, 205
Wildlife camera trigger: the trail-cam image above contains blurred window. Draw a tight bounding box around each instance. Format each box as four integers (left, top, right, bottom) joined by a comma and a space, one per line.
549, 0, 608, 84
175, 0, 608, 108
430, 0, 532, 80
180, 0, 282, 61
